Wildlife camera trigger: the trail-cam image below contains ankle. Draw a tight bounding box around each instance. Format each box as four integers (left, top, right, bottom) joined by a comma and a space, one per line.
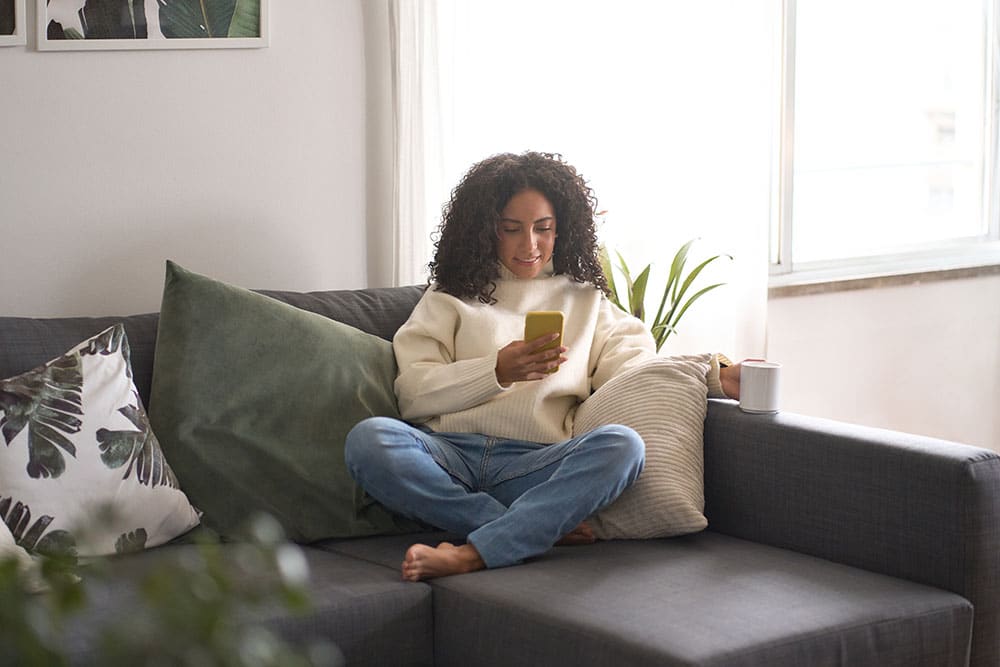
457, 543, 486, 572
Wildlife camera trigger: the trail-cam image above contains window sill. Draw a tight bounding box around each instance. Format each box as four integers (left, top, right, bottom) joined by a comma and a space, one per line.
768, 242, 1000, 298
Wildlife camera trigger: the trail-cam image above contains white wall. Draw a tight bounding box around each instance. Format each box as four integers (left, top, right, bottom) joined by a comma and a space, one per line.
767, 275, 1000, 451
0, 1, 367, 317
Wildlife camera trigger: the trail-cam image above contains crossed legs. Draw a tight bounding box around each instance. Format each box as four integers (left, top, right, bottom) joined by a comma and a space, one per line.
344, 417, 644, 580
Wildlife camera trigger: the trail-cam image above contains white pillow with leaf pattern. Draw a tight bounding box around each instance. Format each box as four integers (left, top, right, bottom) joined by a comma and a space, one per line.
0, 324, 200, 557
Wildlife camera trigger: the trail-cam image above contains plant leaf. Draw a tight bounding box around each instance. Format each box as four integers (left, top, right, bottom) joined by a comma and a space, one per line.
614, 249, 634, 295
228, 0, 259, 37
82, 324, 132, 380
159, 0, 236, 39
630, 264, 651, 321
668, 239, 696, 303
652, 238, 696, 331
599, 246, 625, 311
0, 496, 75, 556
601, 239, 730, 352
82, 323, 124, 356
34, 529, 77, 558
78, 0, 147, 39
669, 283, 727, 330
671, 253, 728, 319
97, 404, 178, 488
115, 528, 148, 554
0, 354, 84, 479
650, 322, 678, 352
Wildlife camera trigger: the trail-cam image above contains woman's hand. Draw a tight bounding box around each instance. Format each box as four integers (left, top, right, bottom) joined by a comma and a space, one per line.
719, 358, 766, 399
495, 334, 568, 387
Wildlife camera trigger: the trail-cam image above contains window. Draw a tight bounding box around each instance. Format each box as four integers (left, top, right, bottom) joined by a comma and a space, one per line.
771, 0, 1000, 285
425, 0, 779, 355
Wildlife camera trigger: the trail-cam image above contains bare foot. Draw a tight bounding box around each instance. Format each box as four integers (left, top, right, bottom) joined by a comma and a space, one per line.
556, 522, 596, 546
401, 542, 486, 581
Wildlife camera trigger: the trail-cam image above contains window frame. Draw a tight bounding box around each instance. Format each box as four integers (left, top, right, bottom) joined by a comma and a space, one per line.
769, 0, 1000, 290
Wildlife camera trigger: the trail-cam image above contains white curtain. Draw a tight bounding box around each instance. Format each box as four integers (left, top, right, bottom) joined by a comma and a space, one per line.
362, 0, 443, 288
368, 0, 778, 359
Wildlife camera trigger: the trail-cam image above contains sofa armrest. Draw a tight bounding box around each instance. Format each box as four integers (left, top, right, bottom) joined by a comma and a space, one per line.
703, 399, 1000, 667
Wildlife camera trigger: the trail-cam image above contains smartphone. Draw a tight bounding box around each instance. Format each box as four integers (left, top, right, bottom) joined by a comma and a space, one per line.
524, 311, 564, 373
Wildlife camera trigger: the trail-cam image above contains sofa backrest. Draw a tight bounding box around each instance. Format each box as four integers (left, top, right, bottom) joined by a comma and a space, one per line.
0, 285, 426, 409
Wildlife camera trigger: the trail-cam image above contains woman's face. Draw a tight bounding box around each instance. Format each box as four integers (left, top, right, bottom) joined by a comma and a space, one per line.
496, 188, 557, 280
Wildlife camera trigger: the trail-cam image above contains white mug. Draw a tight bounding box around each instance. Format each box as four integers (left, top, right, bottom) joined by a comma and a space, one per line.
739, 361, 781, 414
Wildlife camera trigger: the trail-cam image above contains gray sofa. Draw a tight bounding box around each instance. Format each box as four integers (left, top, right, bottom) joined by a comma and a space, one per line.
2, 284, 998, 666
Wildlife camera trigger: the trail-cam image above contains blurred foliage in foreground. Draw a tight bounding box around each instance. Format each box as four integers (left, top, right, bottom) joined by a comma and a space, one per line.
0, 514, 343, 667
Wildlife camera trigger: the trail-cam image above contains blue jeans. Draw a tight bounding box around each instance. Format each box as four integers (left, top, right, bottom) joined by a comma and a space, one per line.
344, 417, 644, 568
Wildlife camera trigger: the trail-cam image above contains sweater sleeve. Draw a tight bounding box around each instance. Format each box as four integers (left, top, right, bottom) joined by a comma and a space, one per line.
589, 298, 732, 399
393, 291, 506, 423
706, 353, 729, 399
589, 298, 657, 392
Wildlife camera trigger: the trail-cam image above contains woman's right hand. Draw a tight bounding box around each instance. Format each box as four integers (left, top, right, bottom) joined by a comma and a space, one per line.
495, 334, 568, 387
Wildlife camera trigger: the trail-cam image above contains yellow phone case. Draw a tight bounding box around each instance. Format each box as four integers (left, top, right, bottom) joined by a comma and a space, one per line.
524, 311, 564, 373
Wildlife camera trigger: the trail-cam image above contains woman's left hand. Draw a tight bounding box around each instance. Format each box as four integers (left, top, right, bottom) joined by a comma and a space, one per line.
719, 359, 765, 400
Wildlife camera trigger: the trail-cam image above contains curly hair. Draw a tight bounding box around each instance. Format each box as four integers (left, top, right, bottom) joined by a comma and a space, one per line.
429, 151, 610, 304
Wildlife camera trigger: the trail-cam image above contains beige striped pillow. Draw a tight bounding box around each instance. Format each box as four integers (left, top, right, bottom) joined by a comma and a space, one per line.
576, 355, 711, 539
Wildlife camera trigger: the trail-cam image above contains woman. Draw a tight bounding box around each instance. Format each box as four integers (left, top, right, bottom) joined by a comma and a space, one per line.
345, 151, 743, 581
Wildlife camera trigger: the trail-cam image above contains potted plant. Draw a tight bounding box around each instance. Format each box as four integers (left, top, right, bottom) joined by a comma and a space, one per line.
599, 238, 731, 351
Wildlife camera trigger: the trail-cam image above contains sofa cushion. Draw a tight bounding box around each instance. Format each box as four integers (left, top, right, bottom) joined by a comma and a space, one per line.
323, 532, 972, 666
0, 324, 200, 557
574, 354, 711, 539
62, 543, 433, 667
257, 285, 426, 344
148, 262, 425, 542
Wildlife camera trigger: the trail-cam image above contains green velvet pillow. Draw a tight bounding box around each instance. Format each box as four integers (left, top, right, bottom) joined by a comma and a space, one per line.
148, 261, 424, 542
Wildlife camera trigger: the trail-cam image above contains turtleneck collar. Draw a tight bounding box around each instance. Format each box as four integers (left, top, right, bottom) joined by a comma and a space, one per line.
497, 260, 556, 281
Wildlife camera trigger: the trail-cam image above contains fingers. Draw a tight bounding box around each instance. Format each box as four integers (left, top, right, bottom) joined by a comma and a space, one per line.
517, 340, 567, 370
529, 346, 567, 374
528, 332, 561, 345
497, 341, 567, 384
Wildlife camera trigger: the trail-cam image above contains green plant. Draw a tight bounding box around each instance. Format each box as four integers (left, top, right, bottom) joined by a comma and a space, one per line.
600, 239, 730, 351
48, 0, 260, 40
0, 515, 342, 667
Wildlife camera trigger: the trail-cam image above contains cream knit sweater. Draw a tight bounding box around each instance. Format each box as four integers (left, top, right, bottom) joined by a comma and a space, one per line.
393, 263, 726, 444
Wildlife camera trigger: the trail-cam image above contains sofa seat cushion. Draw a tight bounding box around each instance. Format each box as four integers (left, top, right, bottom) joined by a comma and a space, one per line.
323, 531, 972, 667
61, 543, 433, 667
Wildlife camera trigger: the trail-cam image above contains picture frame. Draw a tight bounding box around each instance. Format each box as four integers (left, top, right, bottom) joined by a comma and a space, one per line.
0, 0, 26, 46
37, 0, 269, 51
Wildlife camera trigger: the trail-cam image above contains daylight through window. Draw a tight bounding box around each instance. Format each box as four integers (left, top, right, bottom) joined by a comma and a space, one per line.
773, 0, 1000, 279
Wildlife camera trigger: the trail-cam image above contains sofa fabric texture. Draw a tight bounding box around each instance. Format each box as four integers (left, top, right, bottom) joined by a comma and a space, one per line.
61, 544, 434, 667
2, 274, 998, 666
704, 403, 1000, 667
323, 531, 972, 666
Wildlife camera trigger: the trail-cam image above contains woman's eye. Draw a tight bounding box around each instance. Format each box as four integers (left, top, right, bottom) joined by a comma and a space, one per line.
535, 227, 553, 233
502, 227, 520, 234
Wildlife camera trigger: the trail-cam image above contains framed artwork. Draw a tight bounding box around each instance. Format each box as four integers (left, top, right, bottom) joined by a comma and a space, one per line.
0, 0, 26, 46
37, 0, 268, 51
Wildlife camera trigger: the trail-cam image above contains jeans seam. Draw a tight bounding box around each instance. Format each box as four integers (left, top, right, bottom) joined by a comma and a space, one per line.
490, 437, 586, 487
420, 432, 474, 490
478, 436, 496, 491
